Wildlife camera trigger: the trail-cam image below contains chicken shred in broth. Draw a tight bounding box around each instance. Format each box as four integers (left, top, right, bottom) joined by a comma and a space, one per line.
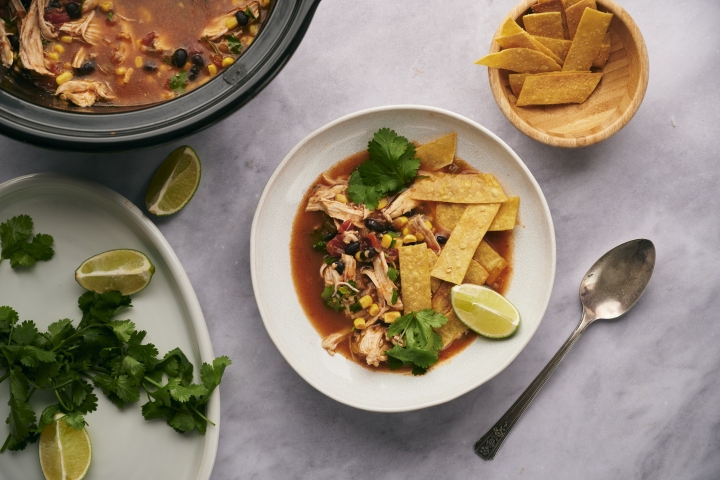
0, 0, 272, 107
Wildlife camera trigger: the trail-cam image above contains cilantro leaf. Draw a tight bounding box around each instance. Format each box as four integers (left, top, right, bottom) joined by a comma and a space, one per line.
385, 309, 448, 375
64, 412, 87, 431
0, 215, 54, 269
346, 129, 421, 210
170, 71, 187, 94
226, 34, 242, 55
387, 267, 398, 282
12, 320, 38, 345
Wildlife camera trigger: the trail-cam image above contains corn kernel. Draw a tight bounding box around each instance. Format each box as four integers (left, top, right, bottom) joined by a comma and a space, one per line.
334, 193, 348, 204
354, 251, 363, 262
99, 1, 113, 12
221, 57, 234, 68
381, 234, 393, 249
207, 64, 217, 75
242, 36, 254, 46
368, 304, 379, 316
249, 24, 260, 35
376, 197, 388, 210
134, 56, 142, 68
60, 36, 73, 44
415, 233, 425, 242
54, 44, 65, 54
393, 238, 403, 248
359, 295, 373, 309
353, 318, 366, 329
424, 220, 433, 230
225, 17, 239, 30
115, 67, 127, 75
259, 0, 270, 7
46, 52, 59, 61
402, 227, 410, 237
383, 311, 401, 324
55, 71, 73, 85
392, 216, 408, 230
403, 234, 417, 244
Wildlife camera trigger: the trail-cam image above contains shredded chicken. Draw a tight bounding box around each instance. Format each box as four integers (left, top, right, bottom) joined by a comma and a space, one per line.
19, 0, 53, 75
340, 254, 356, 283
111, 43, 126, 64
305, 184, 369, 226
321, 174, 348, 186
352, 325, 390, 367
82, 0, 102, 13
201, 2, 259, 40
10, 0, 27, 19
56, 80, 114, 107
363, 256, 402, 310
71, 47, 87, 68
383, 189, 420, 220
410, 215, 441, 253
37, 0, 57, 39
320, 263, 341, 289
59, 11, 101, 45
321, 330, 351, 356
0, 20, 13, 68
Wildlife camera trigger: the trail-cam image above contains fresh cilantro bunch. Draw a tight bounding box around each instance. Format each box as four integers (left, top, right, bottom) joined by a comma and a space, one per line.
0, 291, 231, 452
0, 215, 54, 269
347, 128, 421, 210
385, 309, 448, 375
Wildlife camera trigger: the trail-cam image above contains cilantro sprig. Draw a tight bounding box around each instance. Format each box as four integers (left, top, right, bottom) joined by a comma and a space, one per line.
0, 291, 230, 452
169, 71, 187, 94
0, 215, 54, 269
226, 34, 242, 55
385, 309, 448, 375
347, 128, 421, 210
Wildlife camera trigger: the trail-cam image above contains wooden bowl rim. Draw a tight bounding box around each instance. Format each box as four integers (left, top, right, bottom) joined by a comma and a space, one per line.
487, 0, 649, 148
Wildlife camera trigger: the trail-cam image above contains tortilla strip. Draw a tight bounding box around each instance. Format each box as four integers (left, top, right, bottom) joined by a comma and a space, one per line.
435, 202, 466, 230
398, 244, 432, 314
499, 16, 524, 37
473, 240, 508, 285
592, 33, 611, 68
463, 260, 490, 286
437, 310, 468, 350
563, 8, 613, 72
427, 250, 442, 294
432, 282, 453, 315
416, 132, 456, 171
475, 48, 561, 74
565, 0, 597, 39
495, 31, 564, 66
411, 173, 507, 204
509, 71, 585, 96
431, 204, 500, 284
531, 0, 569, 39
523, 12, 565, 39
533, 36, 572, 62
489, 196, 520, 231
516, 72, 602, 106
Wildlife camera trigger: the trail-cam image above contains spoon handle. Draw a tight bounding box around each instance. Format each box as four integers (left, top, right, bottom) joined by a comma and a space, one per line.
474, 313, 592, 460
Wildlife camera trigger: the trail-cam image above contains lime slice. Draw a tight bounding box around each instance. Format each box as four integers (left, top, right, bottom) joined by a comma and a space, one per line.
145, 145, 201, 216
75, 249, 155, 295
450, 284, 520, 338
39, 414, 92, 480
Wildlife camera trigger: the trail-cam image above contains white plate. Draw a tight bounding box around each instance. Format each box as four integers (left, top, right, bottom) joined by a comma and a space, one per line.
251, 105, 556, 412
0, 174, 219, 480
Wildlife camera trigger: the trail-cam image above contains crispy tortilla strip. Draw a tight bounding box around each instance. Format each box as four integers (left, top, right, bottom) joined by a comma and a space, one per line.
416, 132, 456, 171
565, 0, 597, 39
473, 240, 508, 285
533, 36, 572, 62
463, 260, 490, 286
431, 204, 500, 284
475, 48, 561, 74
516, 72, 602, 106
563, 8, 613, 71
489, 196, 519, 231
435, 202, 466, 230
432, 282, 453, 315
427, 250, 442, 294
523, 12, 565, 39
495, 32, 564, 66
437, 310, 469, 350
531, 0, 569, 39
565, 0, 583, 5
411, 173, 507, 204
398, 244, 432, 314
509, 71, 593, 98
500, 16, 524, 37
592, 33, 611, 68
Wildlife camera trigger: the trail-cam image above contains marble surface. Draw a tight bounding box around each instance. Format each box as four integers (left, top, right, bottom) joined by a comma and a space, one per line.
1, 0, 719, 478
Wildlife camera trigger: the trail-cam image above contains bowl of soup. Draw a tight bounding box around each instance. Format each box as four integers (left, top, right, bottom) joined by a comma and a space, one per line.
0, 0, 320, 151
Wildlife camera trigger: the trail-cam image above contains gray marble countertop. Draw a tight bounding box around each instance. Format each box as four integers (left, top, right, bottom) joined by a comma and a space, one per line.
1, 0, 719, 478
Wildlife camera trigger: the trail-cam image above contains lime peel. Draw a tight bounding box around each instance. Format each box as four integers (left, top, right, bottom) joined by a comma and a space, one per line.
145, 145, 201, 216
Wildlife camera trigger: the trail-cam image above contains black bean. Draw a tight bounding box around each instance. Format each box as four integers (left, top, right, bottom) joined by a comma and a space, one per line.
323, 231, 335, 242
171, 48, 188, 68
191, 54, 205, 67
49, 0, 61, 8
364, 218, 384, 232
66, 2, 81, 19
344, 241, 360, 255
188, 65, 199, 80
334, 261, 345, 275
8, 35, 19, 51
365, 249, 376, 259
404, 209, 416, 217
235, 10, 249, 26
143, 62, 157, 72
436, 235, 448, 245
76, 62, 95, 76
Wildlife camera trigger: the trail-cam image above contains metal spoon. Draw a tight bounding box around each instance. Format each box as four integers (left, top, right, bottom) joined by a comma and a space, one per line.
474, 239, 656, 460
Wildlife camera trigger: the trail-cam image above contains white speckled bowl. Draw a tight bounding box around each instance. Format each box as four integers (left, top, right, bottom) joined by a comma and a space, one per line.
251, 105, 556, 412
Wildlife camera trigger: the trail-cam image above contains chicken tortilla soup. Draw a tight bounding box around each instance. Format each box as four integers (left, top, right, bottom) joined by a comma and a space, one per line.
0, 0, 271, 107
290, 129, 520, 375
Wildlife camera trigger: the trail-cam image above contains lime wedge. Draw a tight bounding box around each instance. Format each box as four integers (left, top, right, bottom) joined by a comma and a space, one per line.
39, 415, 92, 480
146, 145, 201, 216
75, 249, 155, 295
450, 284, 520, 338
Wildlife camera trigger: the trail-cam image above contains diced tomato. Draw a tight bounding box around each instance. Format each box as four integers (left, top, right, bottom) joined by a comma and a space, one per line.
211, 55, 223, 67
325, 236, 346, 257
45, 10, 70, 25
338, 220, 353, 233
367, 233, 381, 251
141, 32, 158, 46
187, 41, 204, 56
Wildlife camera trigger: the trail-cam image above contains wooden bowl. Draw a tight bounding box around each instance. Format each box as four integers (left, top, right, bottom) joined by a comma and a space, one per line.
488, 0, 649, 148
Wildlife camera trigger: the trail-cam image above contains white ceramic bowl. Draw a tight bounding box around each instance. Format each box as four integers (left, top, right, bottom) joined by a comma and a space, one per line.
251, 105, 556, 412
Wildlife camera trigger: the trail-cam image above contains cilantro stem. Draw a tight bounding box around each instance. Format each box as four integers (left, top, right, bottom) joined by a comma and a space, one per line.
50, 325, 93, 352
0, 372, 8, 384
0, 433, 10, 453
189, 404, 215, 426
142, 376, 163, 390
54, 388, 70, 411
